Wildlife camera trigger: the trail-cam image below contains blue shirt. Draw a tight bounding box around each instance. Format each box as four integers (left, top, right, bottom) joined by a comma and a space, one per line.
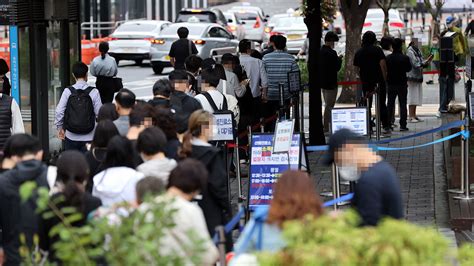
263, 51, 299, 101
54, 81, 102, 141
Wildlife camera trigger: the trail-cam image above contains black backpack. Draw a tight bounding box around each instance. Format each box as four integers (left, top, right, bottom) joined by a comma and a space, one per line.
201, 91, 237, 126
64, 86, 96, 134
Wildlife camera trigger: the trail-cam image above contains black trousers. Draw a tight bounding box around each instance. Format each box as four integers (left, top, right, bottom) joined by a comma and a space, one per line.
363, 83, 390, 129
96, 76, 116, 103
387, 84, 408, 128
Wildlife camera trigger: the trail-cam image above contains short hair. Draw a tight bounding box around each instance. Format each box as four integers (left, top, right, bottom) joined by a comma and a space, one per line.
168, 70, 189, 82
269, 35, 278, 43
4, 134, 41, 157
201, 67, 221, 88
380, 36, 393, 50
136, 177, 165, 204
274, 35, 287, 50
129, 102, 157, 127
0, 59, 9, 75
221, 53, 234, 65
92, 120, 120, 148
72, 62, 89, 79
201, 58, 216, 70
392, 38, 404, 52
152, 79, 172, 97
362, 31, 377, 46
137, 127, 167, 156
98, 103, 119, 122
167, 159, 208, 194
185, 55, 203, 73
115, 89, 136, 109
155, 108, 178, 140
250, 49, 262, 59
177, 27, 189, 38
239, 39, 251, 53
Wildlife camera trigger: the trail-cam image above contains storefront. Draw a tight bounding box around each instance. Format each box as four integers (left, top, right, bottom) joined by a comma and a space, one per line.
1, 0, 81, 157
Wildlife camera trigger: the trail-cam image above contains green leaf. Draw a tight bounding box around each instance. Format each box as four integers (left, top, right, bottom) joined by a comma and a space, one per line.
19, 181, 36, 202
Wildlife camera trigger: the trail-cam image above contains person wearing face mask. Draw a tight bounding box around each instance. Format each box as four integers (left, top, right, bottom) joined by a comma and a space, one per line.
324, 128, 403, 226
0, 72, 24, 152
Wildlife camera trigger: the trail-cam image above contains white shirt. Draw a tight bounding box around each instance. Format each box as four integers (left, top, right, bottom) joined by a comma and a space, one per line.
216, 69, 246, 97
239, 54, 268, 97
0, 94, 25, 134
194, 89, 225, 114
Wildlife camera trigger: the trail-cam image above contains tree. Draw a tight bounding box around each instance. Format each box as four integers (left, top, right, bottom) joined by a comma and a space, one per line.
338, 0, 372, 103
424, 0, 445, 40
303, 0, 325, 145
376, 0, 399, 36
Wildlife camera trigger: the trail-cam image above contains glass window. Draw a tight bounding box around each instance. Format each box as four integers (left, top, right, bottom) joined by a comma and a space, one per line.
176, 13, 217, 23
235, 12, 258, 21
116, 23, 158, 32
161, 24, 205, 37
275, 17, 305, 28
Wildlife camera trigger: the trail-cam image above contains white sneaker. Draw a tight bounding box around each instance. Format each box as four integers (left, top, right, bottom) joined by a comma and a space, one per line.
408, 118, 419, 123
436, 112, 441, 118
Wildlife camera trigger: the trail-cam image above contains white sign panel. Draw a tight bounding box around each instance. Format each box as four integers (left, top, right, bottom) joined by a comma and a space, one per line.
331, 108, 368, 135
469, 93, 474, 121
210, 113, 234, 141
273, 120, 295, 153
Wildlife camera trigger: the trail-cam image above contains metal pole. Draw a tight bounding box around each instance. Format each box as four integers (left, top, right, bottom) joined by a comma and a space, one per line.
216, 226, 226, 265
203, 0, 208, 8
375, 91, 381, 141
164, 0, 169, 22
454, 117, 473, 200
300, 89, 304, 134
448, 112, 466, 194
331, 163, 338, 210
156, 0, 161, 20
89, 1, 94, 39
147, 0, 153, 20
235, 134, 243, 200
172, 0, 177, 22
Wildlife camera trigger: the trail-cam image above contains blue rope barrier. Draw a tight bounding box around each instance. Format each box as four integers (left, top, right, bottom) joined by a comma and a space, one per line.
376, 130, 469, 151
213, 207, 246, 244
322, 193, 354, 207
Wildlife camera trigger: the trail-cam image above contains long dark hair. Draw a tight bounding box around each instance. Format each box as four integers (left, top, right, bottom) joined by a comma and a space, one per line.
101, 135, 136, 170
99, 42, 110, 60
178, 110, 212, 159
56, 151, 90, 212
92, 120, 120, 148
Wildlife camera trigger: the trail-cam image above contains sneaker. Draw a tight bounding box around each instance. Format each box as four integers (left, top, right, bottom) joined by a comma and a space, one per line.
383, 127, 392, 134
391, 123, 398, 128
400, 127, 409, 131
440, 109, 449, 113
414, 117, 424, 122
436, 112, 441, 118
408, 118, 419, 123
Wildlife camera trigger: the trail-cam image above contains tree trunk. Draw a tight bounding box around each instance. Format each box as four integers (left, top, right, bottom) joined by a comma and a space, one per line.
382, 9, 390, 36
337, 0, 371, 103
305, 0, 325, 145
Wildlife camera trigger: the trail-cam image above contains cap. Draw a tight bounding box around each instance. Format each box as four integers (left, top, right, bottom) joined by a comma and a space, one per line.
324, 31, 339, 42
446, 16, 457, 27
323, 128, 366, 165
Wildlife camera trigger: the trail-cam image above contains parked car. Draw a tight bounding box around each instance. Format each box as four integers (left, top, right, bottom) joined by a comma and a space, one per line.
228, 10, 266, 42
108, 20, 171, 65
270, 16, 307, 54
150, 23, 238, 74
228, 4, 267, 19
363, 9, 404, 36
176, 8, 228, 27
223, 12, 246, 40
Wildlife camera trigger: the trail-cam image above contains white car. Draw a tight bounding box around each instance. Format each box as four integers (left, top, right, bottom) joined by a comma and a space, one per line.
223, 12, 246, 40
228, 5, 267, 19
270, 16, 307, 54
363, 9, 404, 37
228, 10, 266, 42
108, 20, 171, 65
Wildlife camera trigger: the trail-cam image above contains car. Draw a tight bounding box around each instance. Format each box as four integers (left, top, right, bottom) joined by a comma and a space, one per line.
176, 8, 228, 27
228, 4, 267, 19
270, 16, 307, 54
150, 23, 239, 74
108, 20, 171, 65
363, 9, 404, 37
228, 10, 266, 42
223, 12, 246, 40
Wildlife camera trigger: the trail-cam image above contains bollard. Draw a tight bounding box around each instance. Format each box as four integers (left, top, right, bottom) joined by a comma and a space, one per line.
216, 226, 227, 265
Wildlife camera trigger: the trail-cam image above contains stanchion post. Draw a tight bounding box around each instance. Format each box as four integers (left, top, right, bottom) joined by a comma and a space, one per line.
331, 163, 338, 210
454, 117, 472, 200
300, 87, 304, 134
235, 135, 244, 201
216, 226, 226, 265
448, 111, 466, 194
375, 90, 381, 141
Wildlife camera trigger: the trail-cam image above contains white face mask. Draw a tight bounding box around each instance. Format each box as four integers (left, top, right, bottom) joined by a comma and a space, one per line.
338, 165, 360, 182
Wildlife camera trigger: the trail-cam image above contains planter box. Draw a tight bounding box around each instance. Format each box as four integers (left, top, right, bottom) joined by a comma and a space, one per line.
449, 156, 474, 188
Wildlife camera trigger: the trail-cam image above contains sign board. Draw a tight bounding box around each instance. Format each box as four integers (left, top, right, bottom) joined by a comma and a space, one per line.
273, 119, 294, 153
469, 92, 474, 121
287, 70, 301, 93
0, 0, 9, 25
210, 112, 234, 141
331, 107, 369, 135
9, 26, 19, 104
249, 133, 306, 210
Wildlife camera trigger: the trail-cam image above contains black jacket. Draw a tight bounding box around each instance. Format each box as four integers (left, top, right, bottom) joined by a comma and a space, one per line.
190, 145, 231, 238
0, 160, 48, 266
148, 97, 171, 109
170, 91, 202, 134
386, 51, 412, 86
319, 45, 342, 90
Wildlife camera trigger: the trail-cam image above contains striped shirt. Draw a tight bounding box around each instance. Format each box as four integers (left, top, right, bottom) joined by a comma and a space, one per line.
263, 51, 299, 101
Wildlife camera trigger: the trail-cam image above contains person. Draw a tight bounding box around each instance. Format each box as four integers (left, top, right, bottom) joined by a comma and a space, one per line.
354, 31, 390, 134
0, 75, 25, 151
135, 176, 165, 205
113, 89, 136, 136
319, 31, 342, 132
97, 102, 119, 122
427, 35, 440, 85
0, 59, 11, 96
84, 120, 120, 192
407, 38, 432, 122
126, 102, 157, 141
415, 0, 425, 20
92, 135, 144, 207
297, 38, 310, 59
250, 49, 263, 60
185, 55, 203, 94
39, 151, 102, 262
465, 18, 474, 36
155, 108, 181, 160
54, 62, 102, 152
262, 35, 277, 57
136, 127, 177, 184
90, 42, 119, 103
217, 53, 247, 98
380, 36, 393, 57
444, 16, 468, 61
155, 159, 219, 265
149, 79, 172, 109
169, 27, 198, 70
0, 138, 14, 173
239, 39, 268, 122
325, 128, 403, 226
0, 134, 47, 265
195, 67, 227, 113
386, 38, 412, 131
262, 35, 299, 125
168, 70, 202, 134
234, 170, 323, 254
178, 110, 232, 251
